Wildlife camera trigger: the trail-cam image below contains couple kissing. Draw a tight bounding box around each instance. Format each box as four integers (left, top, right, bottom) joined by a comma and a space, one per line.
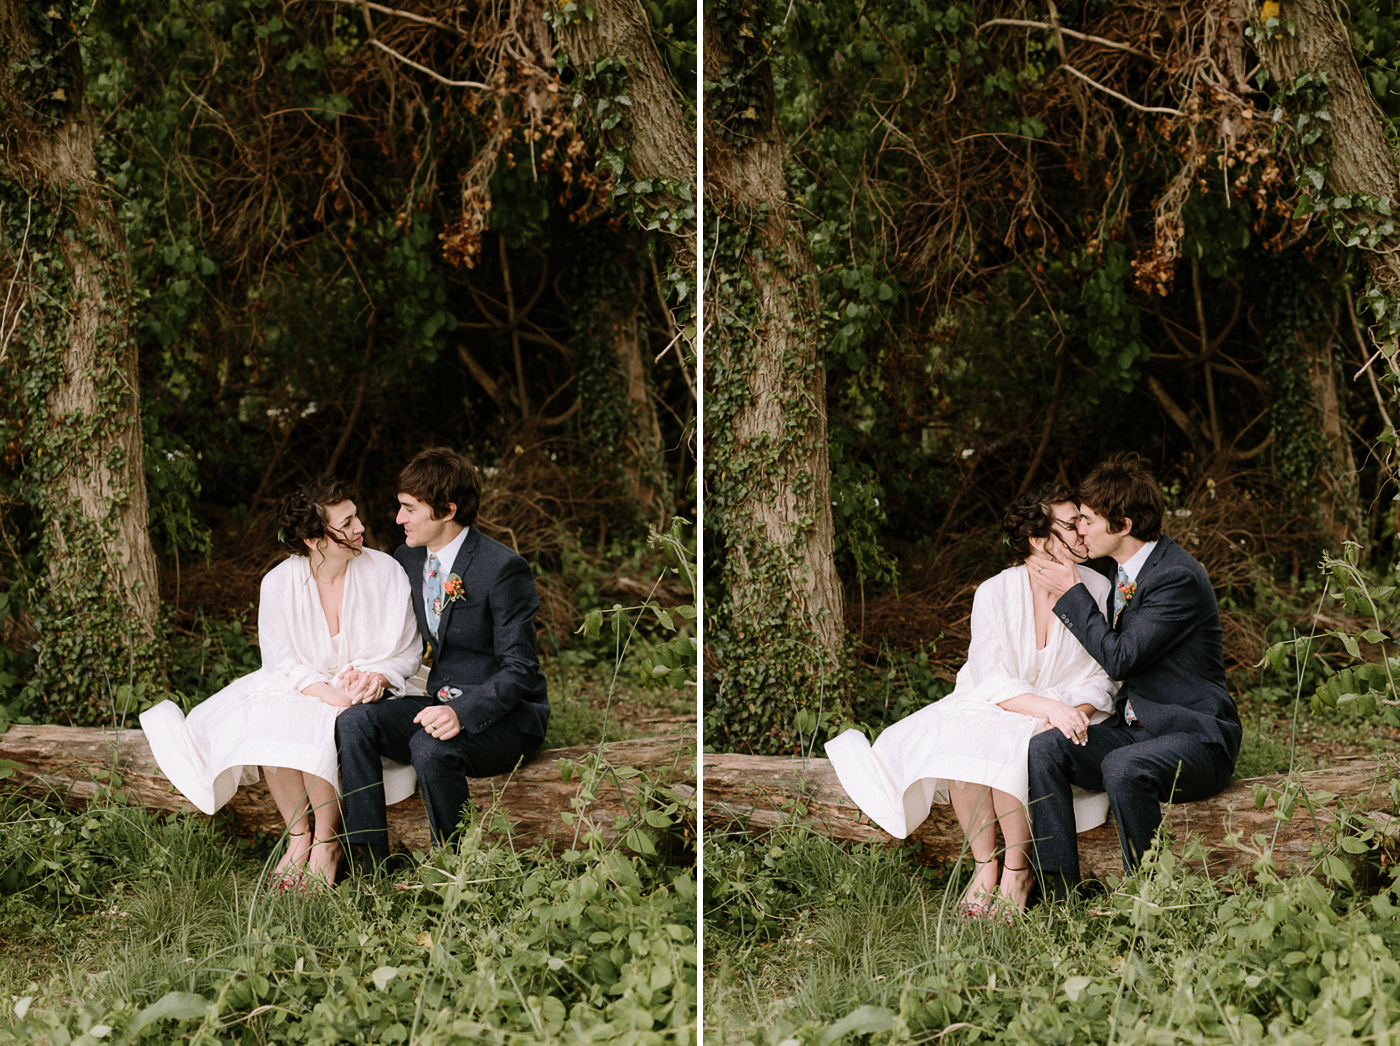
826, 453, 1241, 916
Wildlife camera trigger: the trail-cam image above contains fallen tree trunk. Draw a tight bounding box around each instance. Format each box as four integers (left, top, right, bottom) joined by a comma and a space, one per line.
1, 725, 695, 855
702, 751, 1397, 881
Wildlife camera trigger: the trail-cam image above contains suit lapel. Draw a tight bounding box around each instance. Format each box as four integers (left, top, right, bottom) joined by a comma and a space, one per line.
436, 528, 479, 639
1117, 536, 1173, 628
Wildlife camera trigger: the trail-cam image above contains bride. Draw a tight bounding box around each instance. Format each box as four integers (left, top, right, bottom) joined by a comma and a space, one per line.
141, 477, 422, 886
825, 484, 1118, 916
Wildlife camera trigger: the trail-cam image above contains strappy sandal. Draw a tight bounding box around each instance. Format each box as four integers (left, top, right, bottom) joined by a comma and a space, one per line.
266, 832, 310, 891
955, 859, 998, 920
991, 865, 1035, 923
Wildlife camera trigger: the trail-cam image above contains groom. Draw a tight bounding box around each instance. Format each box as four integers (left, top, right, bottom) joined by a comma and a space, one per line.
337, 447, 550, 868
1025, 453, 1241, 899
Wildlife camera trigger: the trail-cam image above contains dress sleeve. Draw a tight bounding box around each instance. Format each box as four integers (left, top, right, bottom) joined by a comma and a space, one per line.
1036, 651, 1119, 717
1035, 571, 1118, 716
959, 578, 1039, 706
256, 567, 335, 693
341, 565, 423, 694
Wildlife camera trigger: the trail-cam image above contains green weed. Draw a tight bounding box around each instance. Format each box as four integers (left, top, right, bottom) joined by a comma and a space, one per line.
0, 787, 696, 1044
704, 812, 1400, 1046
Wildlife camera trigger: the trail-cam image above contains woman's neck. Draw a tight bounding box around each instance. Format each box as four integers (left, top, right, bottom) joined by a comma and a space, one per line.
310, 551, 350, 584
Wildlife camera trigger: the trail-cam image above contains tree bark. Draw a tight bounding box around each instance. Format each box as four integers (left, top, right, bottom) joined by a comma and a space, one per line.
550, 0, 696, 281
703, 751, 1394, 881
1251, 0, 1400, 377
0, 2, 163, 719
701, 2, 847, 753
29, 119, 161, 631
611, 298, 670, 521
1308, 335, 1361, 544
0, 725, 696, 856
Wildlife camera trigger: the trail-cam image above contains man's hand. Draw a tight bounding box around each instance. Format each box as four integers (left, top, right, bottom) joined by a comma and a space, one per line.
414, 704, 462, 741
1026, 551, 1079, 599
1042, 702, 1091, 746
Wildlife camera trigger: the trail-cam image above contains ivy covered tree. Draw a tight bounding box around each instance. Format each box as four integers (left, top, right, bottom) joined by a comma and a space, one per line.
704, 0, 1400, 753
0, 0, 696, 724
0, 0, 164, 719
703, 0, 849, 754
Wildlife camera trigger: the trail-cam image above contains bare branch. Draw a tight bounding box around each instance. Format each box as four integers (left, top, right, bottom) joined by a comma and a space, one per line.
290, 0, 464, 35
368, 38, 490, 90
1060, 64, 1184, 116
0, 197, 33, 364
979, 18, 1153, 59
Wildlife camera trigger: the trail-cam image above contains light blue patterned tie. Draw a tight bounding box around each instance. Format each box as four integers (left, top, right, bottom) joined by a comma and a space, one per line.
426, 552, 444, 637
1115, 565, 1140, 724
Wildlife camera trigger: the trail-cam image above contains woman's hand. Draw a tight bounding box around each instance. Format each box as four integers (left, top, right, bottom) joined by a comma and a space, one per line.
1042, 701, 1090, 746
340, 668, 389, 704
998, 692, 1089, 745
303, 682, 356, 707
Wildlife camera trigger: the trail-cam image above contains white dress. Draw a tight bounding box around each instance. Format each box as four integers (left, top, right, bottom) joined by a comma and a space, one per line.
825, 564, 1119, 839
141, 548, 424, 815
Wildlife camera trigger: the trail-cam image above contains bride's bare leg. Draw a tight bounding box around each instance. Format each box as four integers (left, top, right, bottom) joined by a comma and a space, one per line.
991, 789, 1034, 912
303, 772, 343, 882
949, 782, 1000, 908
262, 767, 313, 872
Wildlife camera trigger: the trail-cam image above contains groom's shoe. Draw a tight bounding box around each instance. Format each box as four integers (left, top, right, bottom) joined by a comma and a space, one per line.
1037, 868, 1080, 905
340, 842, 393, 881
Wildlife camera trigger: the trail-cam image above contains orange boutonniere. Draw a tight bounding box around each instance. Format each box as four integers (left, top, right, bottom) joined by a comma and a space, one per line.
431, 576, 465, 619
1116, 578, 1137, 606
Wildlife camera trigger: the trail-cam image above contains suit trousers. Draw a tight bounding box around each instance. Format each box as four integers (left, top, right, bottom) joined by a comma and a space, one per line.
1026, 719, 1233, 893
336, 695, 540, 855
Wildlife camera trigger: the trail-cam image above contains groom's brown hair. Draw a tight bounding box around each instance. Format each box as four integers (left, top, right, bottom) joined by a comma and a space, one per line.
398, 447, 482, 526
1078, 452, 1164, 540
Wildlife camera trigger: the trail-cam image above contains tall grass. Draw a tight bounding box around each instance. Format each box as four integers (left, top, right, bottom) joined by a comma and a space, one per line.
0, 790, 696, 1044
704, 813, 1400, 1045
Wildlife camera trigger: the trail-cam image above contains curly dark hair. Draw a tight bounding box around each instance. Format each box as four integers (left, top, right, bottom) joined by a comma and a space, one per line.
1002, 483, 1080, 565
397, 447, 481, 526
276, 475, 361, 558
1079, 452, 1164, 541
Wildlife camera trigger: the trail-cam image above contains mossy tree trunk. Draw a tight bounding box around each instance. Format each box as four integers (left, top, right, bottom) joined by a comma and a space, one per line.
550, 0, 693, 525
702, 0, 847, 754
1252, 0, 1400, 379
0, 2, 164, 721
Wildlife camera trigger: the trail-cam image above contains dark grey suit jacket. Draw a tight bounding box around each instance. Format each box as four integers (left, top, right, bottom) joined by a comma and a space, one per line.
395, 529, 549, 741
1054, 534, 1241, 759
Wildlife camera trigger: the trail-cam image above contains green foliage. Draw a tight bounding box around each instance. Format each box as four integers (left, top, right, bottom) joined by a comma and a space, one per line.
840, 644, 952, 739
0, 790, 696, 1045
1260, 543, 1400, 726
706, 812, 1400, 1044
576, 519, 697, 693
